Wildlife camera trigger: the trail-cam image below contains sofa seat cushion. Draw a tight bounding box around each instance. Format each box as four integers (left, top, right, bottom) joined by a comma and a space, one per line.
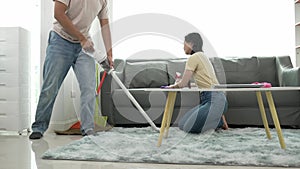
124, 61, 169, 88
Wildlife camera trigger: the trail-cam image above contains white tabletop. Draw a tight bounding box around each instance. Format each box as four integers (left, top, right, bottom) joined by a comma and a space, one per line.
128, 87, 300, 92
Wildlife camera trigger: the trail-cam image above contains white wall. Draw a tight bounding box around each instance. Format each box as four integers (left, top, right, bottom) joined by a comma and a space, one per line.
40, 0, 54, 72
112, 0, 295, 64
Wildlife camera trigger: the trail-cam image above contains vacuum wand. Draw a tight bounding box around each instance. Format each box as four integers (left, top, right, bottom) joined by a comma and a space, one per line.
108, 69, 160, 132
83, 49, 159, 132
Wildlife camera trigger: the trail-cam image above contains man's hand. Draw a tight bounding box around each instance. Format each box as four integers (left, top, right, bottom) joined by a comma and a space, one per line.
54, 1, 87, 45
107, 54, 114, 68
81, 39, 95, 53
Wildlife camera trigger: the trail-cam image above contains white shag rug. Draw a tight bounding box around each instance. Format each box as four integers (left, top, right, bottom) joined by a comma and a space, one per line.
42, 127, 300, 167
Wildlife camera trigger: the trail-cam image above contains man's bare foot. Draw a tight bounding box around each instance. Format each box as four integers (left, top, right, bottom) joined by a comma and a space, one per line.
222, 115, 229, 130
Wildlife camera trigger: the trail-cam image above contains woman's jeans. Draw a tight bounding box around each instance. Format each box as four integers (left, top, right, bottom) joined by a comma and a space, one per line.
178, 91, 228, 133
31, 31, 96, 135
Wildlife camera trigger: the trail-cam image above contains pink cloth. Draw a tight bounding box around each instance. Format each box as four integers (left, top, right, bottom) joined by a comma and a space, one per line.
252, 82, 272, 88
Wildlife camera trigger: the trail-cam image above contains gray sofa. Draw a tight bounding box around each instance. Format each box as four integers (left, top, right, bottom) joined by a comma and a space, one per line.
101, 56, 300, 128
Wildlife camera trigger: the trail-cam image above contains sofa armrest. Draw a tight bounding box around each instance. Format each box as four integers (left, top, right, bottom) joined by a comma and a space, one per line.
276, 56, 300, 86
280, 67, 300, 86
108, 58, 125, 90
100, 59, 125, 125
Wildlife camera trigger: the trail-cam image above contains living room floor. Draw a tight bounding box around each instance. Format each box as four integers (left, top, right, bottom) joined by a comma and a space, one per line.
0, 131, 296, 169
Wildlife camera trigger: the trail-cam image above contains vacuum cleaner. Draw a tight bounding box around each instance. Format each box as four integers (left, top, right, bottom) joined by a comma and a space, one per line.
83, 49, 160, 132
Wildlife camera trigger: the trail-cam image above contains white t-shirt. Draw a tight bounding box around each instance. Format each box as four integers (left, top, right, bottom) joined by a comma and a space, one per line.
53, 0, 109, 43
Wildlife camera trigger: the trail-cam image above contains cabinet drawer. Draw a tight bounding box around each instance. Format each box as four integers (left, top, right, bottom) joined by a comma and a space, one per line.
0, 55, 29, 74
0, 27, 30, 46
0, 73, 20, 87
0, 56, 20, 73
0, 114, 30, 131
0, 43, 28, 58
0, 99, 30, 116
0, 72, 29, 87
0, 43, 17, 56
0, 87, 30, 101
0, 101, 20, 115
0, 73, 29, 86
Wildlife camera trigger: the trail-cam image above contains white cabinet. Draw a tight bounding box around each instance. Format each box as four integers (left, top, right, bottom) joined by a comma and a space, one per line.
0, 27, 30, 134
295, 0, 300, 66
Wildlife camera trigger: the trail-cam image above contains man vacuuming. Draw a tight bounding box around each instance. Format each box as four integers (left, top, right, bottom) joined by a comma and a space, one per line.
30, 0, 113, 139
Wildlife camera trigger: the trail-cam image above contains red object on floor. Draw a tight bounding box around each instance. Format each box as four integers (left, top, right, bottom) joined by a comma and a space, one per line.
70, 121, 81, 129
68, 71, 107, 131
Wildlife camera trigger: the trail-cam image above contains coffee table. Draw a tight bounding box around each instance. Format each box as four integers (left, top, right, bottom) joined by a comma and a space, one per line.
130, 87, 300, 149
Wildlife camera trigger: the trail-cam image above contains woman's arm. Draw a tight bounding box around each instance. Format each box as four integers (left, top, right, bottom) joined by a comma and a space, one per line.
168, 69, 193, 88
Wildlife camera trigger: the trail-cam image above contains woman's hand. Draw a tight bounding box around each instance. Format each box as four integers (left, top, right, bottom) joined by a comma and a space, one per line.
222, 115, 229, 130
162, 84, 179, 89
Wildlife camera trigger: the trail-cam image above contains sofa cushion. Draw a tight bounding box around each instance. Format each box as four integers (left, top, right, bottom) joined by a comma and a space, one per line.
256, 57, 278, 86
209, 57, 227, 84
124, 61, 169, 88
212, 57, 260, 84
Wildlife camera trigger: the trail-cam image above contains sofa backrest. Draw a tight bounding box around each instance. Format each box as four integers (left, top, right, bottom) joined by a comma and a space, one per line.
257, 57, 279, 86
114, 56, 283, 88
210, 56, 279, 86
114, 58, 188, 88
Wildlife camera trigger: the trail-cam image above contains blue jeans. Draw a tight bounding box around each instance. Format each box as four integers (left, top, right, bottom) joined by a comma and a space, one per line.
178, 91, 228, 133
31, 31, 96, 135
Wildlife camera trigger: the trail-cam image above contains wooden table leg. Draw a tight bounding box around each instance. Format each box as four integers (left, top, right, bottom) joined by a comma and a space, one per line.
256, 91, 272, 139
164, 92, 177, 138
265, 91, 286, 149
157, 91, 177, 147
